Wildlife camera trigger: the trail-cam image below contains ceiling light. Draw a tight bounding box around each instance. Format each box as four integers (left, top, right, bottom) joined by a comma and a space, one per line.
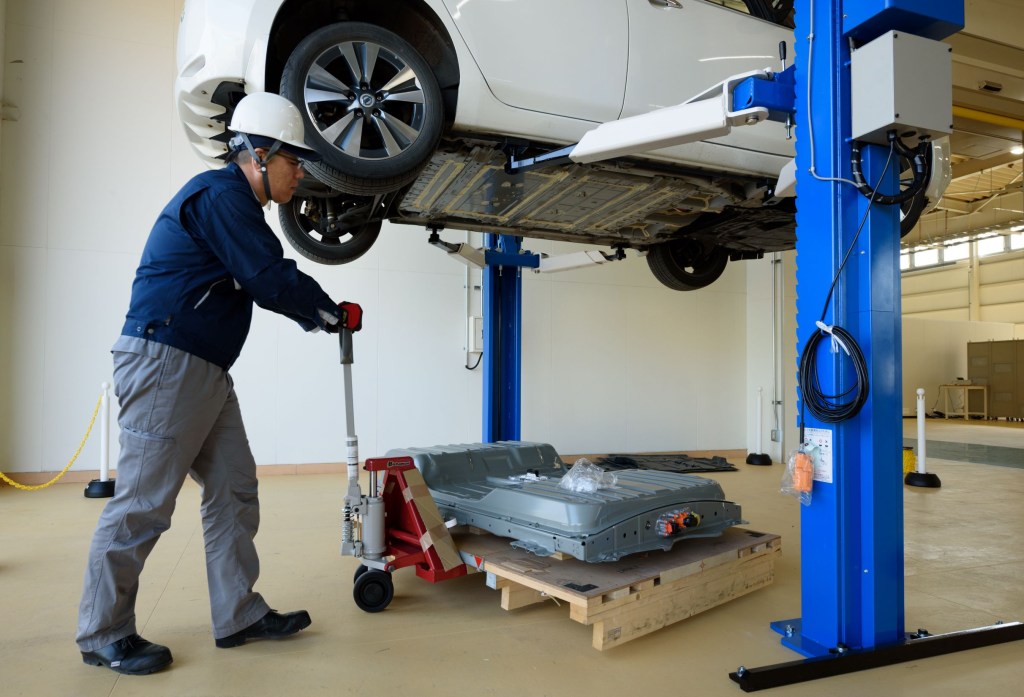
1012, 145, 1024, 155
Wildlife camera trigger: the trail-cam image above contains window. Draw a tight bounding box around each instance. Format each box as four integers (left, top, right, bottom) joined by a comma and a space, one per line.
1011, 233, 1024, 250
977, 235, 1006, 257
913, 248, 939, 267
704, 0, 795, 27
943, 241, 970, 262
900, 252, 911, 270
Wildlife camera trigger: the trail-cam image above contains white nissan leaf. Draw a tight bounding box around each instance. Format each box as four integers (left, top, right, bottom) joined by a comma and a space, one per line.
175, 0, 910, 290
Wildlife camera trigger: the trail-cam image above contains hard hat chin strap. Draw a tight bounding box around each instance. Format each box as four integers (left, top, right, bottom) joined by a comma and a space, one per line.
236, 132, 282, 204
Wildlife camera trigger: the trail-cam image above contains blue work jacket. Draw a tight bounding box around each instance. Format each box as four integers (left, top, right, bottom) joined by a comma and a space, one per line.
120, 163, 335, 369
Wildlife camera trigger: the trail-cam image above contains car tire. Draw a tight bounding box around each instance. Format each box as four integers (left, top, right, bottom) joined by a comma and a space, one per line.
280, 22, 444, 195
279, 192, 382, 265
647, 240, 729, 291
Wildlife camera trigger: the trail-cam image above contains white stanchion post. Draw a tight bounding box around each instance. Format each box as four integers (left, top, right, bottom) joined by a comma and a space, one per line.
757, 387, 765, 452
745, 387, 772, 466
906, 387, 941, 488
99, 382, 110, 482
85, 382, 116, 498
916, 388, 927, 474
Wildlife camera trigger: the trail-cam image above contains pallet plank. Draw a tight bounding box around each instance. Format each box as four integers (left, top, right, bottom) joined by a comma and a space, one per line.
501, 583, 549, 610
579, 549, 777, 623
593, 556, 776, 650
455, 527, 781, 649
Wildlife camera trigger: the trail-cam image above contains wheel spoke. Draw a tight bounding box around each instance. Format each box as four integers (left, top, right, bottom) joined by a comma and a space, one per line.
320, 112, 359, 150
370, 114, 404, 156
305, 86, 352, 105
339, 116, 364, 156
343, 41, 380, 85
360, 43, 380, 85
373, 112, 420, 155
337, 42, 364, 85
380, 66, 418, 95
307, 61, 353, 95
380, 111, 420, 142
382, 86, 425, 105
319, 233, 347, 246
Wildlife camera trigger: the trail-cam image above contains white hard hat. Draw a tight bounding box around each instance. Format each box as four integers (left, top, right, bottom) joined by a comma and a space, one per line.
228, 92, 317, 160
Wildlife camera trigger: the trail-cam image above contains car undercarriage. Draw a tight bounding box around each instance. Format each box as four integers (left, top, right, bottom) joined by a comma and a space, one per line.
286, 135, 797, 289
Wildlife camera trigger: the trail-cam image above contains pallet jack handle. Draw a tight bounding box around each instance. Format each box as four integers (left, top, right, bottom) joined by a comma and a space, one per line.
339, 329, 356, 439
339, 327, 354, 364
337, 325, 358, 489
339, 327, 362, 554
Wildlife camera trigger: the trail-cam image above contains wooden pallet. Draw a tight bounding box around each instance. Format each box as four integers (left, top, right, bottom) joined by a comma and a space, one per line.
456, 527, 781, 650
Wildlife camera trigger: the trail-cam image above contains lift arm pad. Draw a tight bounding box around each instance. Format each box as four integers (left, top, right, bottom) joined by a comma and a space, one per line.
569, 69, 775, 164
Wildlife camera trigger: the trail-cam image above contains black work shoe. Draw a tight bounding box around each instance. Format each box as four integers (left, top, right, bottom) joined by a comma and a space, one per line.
215, 609, 312, 648
81, 634, 173, 675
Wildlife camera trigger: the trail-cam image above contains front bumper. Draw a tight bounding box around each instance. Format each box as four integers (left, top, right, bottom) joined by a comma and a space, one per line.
175, 0, 271, 164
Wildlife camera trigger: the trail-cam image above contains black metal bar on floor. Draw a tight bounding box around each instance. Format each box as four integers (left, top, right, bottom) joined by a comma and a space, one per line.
729, 622, 1024, 692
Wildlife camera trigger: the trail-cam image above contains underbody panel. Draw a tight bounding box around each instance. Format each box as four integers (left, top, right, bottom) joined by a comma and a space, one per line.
389, 137, 796, 253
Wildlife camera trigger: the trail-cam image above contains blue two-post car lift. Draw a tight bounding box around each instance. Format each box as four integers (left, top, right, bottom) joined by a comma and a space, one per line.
429, 1, 1023, 689
732, 0, 1024, 690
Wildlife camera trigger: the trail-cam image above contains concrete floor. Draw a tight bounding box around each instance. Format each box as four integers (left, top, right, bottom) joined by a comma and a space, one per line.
2, 421, 1022, 696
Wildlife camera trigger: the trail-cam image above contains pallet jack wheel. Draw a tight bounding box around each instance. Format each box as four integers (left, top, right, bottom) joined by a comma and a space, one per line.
353, 564, 369, 583
353, 569, 394, 612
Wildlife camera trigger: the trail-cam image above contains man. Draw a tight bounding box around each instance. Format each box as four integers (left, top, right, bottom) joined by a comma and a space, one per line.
77, 92, 360, 675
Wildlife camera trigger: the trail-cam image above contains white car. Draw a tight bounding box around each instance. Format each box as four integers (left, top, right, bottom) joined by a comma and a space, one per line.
176, 0, 805, 290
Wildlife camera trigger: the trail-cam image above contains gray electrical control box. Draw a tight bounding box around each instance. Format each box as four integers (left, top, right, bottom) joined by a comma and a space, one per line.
851, 30, 953, 145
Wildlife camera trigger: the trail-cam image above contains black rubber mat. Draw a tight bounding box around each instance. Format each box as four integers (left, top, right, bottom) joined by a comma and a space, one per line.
903, 439, 1024, 469
596, 454, 738, 473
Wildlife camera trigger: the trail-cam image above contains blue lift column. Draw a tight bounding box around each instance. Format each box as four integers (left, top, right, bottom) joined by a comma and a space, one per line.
776, 0, 909, 658
730, 0, 1024, 691
481, 233, 538, 442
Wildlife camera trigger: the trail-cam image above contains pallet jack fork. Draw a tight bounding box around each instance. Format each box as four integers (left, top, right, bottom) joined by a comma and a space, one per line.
337, 329, 466, 612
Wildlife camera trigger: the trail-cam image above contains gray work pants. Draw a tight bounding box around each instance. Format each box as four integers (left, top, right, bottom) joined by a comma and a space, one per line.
77, 337, 270, 651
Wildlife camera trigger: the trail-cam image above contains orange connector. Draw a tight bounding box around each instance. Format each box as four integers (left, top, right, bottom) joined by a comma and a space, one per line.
793, 451, 814, 493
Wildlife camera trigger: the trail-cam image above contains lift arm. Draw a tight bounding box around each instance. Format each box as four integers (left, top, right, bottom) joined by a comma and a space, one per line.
505, 67, 795, 174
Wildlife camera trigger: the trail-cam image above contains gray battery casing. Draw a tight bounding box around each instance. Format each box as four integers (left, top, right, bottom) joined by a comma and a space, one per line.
386, 441, 743, 563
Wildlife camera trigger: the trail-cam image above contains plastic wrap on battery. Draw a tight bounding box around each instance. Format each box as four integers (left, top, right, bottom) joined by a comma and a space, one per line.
558, 458, 618, 493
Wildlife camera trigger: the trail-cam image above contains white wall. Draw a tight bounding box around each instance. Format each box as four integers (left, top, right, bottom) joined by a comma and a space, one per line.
1, 0, 184, 474
902, 251, 1024, 323
899, 249, 1024, 416
900, 317, 1017, 415
521, 239, 749, 455
0, 0, 763, 474
745, 253, 791, 464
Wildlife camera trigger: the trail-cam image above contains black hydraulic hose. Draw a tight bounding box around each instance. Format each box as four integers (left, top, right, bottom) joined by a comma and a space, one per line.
850, 131, 931, 206
796, 144, 895, 427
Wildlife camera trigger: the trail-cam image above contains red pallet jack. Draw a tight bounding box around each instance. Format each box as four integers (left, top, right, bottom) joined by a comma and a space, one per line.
337, 329, 466, 612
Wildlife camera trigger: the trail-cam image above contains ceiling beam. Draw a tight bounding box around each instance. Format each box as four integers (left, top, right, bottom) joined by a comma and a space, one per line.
949, 33, 1024, 80
909, 189, 1024, 246
952, 86, 1024, 122
951, 152, 1022, 179
933, 198, 972, 214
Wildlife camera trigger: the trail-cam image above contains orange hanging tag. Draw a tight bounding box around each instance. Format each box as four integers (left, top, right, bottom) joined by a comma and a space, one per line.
793, 451, 814, 493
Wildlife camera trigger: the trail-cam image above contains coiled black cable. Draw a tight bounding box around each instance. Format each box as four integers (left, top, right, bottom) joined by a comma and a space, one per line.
799, 324, 870, 423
